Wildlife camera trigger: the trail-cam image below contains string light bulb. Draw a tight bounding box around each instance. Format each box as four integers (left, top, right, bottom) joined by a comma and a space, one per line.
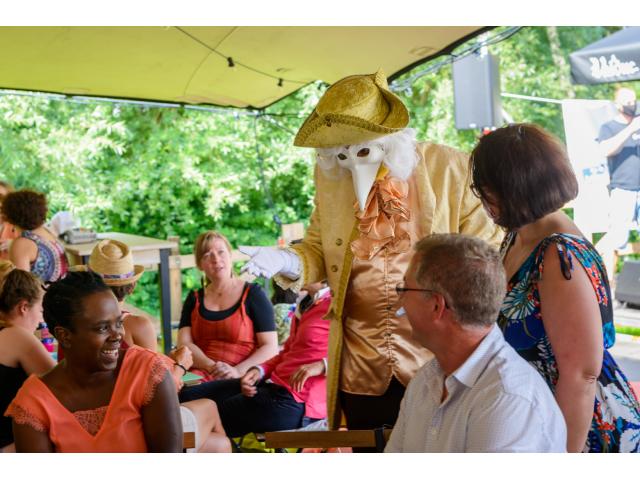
227, 57, 235, 68
277, 78, 283, 88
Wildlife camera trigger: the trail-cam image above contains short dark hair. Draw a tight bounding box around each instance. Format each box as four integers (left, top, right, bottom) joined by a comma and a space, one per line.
0, 269, 42, 314
43, 271, 112, 335
271, 280, 297, 305
109, 282, 136, 302
469, 123, 578, 230
1, 189, 48, 230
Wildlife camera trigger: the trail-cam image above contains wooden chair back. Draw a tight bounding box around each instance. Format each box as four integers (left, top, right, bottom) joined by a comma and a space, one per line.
264, 429, 392, 451
183, 431, 196, 451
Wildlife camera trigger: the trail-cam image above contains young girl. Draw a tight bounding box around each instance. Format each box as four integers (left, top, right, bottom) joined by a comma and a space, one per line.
0, 263, 55, 452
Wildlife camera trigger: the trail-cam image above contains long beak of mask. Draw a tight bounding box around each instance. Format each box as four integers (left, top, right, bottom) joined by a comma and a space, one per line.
351, 161, 383, 212
338, 144, 386, 212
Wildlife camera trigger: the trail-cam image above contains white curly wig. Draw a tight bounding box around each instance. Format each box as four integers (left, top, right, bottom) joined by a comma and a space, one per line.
315, 128, 419, 181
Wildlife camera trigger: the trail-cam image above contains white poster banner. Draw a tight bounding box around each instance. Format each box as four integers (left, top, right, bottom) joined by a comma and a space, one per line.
562, 99, 617, 238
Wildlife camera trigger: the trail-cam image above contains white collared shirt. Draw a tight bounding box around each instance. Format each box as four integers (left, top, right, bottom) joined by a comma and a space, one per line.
385, 324, 567, 452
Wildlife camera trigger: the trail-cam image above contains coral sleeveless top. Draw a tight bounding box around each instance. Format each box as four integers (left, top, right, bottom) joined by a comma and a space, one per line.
5, 346, 168, 452
190, 283, 256, 367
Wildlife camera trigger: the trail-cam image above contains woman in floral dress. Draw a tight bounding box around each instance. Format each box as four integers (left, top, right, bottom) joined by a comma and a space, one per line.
469, 123, 640, 452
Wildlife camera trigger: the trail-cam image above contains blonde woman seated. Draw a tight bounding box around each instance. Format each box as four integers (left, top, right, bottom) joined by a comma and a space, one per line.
0, 262, 55, 452
73, 239, 230, 453
178, 231, 278, 381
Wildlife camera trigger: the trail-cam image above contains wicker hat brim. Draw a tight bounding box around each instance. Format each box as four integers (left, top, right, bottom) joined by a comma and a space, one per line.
72, 264, 145, 286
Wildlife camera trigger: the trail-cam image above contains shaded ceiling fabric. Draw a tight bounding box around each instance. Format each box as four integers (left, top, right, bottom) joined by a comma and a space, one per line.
570, 27, 640, 85
0, 26, 486, 109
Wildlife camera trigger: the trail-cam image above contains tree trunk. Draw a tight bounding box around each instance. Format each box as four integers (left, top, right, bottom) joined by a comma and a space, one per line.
546, 26, 576, 99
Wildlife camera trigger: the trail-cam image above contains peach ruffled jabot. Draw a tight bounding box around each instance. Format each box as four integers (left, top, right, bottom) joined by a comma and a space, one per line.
350, 176, 411, 260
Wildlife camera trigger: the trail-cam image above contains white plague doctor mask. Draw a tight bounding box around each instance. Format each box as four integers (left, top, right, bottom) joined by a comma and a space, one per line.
334, 142, 385, 213
315, 128, 419, 213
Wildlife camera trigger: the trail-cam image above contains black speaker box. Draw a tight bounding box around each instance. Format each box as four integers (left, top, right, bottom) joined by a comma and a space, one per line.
615, 261, 640, 306
453, 53, 502, 130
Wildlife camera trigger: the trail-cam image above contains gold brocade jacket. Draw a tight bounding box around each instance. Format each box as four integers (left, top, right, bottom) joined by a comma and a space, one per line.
276, 142, 503, 428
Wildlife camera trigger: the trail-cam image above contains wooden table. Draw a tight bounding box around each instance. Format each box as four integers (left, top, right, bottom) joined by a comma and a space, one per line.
63, 232, 178, 354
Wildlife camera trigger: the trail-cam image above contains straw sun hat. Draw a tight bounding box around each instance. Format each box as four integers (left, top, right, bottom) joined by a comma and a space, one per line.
293, 69, 409, 149
76, 239, 145, 286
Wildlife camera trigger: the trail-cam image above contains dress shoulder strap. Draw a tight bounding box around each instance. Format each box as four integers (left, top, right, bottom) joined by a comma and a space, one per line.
238, 282, 251, 318
21, 230, 41, 243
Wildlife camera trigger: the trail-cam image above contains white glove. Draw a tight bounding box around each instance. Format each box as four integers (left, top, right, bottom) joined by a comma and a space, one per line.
239, 246, 301, 279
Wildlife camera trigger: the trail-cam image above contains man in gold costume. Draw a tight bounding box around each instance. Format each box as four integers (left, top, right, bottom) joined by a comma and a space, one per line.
241, 70, 501, 432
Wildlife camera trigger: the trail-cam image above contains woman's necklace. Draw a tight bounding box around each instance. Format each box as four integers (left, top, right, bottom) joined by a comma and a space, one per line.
207, 278, 236, 298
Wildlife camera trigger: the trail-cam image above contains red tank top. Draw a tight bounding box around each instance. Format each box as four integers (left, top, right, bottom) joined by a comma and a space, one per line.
190, 283, 256, 366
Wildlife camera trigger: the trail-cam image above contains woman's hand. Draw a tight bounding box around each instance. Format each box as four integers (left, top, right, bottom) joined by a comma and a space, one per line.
240, 368, 262, 397
210, 361, 240, 380
289, 360, 325, 392
171, 346, 194, 371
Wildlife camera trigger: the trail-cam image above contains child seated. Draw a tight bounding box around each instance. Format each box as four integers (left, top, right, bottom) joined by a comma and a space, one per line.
0, 263, 55, 452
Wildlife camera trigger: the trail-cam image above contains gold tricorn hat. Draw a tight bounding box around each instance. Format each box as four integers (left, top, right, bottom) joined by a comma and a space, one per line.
294, 69, 409, 148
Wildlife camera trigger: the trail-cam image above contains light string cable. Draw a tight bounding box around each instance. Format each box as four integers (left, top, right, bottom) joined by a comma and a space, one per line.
174, 27, 308, 88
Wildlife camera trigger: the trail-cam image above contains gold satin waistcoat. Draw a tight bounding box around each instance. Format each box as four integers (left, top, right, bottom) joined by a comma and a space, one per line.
340, 172, 432, 394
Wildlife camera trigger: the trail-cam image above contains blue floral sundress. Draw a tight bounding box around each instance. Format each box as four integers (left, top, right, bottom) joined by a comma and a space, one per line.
499, 232, 640, 452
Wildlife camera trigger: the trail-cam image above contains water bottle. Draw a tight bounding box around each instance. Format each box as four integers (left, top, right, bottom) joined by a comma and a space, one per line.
36, 322, 55, 353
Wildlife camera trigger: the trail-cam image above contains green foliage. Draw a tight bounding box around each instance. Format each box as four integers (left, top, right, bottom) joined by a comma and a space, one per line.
616, 325, 640, 338
395, 26, 626, 151
0, 27, 632, 315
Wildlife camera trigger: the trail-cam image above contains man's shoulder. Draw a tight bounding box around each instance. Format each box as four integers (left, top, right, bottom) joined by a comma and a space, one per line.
405, 359, 439, 396
599, 118, 626, 138
602, 117, 625, 128
478, 341, 552, 405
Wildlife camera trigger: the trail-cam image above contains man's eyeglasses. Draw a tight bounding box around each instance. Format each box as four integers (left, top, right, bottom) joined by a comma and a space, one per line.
395, 283, 450, 308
